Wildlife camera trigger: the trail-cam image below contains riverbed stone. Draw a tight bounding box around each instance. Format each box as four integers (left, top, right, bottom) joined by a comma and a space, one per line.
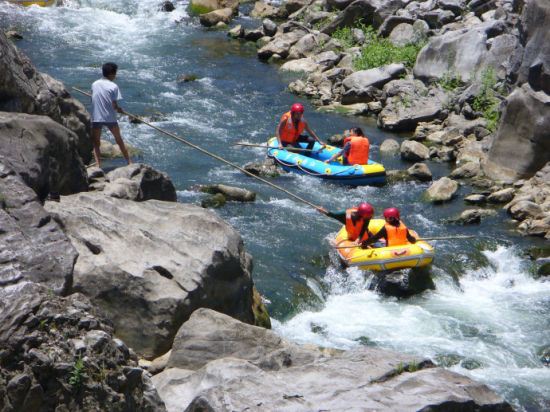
487, 187, 515, 203
425, 177, 459, 202
200, 183, 256, 202
465, 193, 487, 204
450, 161, 482, 179
379, 138, 400, 154
341, 63, 406, 103
44, 192, 260, 359
407, 162, 432, 181
400, 140, 430, 162
258, 31, 304, 60
199, 8, 234, 27
250, 1, 286, 19
508, 200, 544, 221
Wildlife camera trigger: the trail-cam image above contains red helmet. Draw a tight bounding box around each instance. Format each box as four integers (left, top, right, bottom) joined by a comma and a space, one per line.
357, 202, 374, 218
383, 207, 400, 220
291, 103, 304, 113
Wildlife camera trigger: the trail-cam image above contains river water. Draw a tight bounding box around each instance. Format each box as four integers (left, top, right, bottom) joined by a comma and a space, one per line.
2, 0, 549, 410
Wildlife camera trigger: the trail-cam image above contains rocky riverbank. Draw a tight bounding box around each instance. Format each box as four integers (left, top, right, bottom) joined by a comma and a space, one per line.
209, 0, 550, 239
0, 13, 515, 412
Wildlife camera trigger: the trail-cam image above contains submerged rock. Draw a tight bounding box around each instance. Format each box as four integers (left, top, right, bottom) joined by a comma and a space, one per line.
367, 267, 436, 298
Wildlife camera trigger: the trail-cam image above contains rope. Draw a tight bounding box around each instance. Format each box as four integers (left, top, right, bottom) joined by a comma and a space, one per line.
72, 87, 322, 210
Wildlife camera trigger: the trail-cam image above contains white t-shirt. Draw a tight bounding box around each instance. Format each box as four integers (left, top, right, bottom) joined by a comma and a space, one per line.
91, 77, 122, 123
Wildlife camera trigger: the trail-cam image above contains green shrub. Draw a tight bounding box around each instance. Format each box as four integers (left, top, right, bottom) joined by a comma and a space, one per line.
438, 71, 463, 91
353, 25, 425, 70
472, 67, 500, 132
69, 359, 86, 387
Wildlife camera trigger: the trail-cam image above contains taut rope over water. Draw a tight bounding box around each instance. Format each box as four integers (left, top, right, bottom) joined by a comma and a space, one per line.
72, 87, 322, 210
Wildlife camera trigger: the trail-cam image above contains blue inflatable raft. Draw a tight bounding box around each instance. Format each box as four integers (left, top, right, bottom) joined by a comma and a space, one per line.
266, 137, 386, 186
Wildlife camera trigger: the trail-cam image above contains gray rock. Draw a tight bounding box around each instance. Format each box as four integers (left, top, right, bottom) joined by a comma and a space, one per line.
341, 63, 405, 104
0, 112, 88, 200
228, 24, 244, 38
244, 158, 281, 177
322, 0, 380, 35
0, 31, 92, 163
450, 161, 482, 179
464, 193, 487, 204
379, 138, 400, 154
0, 162, 76, 294
200, 183, 256, 202
0, 282, 166, 411
378, 16, 415, 38
487, 187, 515, 203
407, 162, 433, 181
413, 21, 515, 83
425, 177, 459, 202
199, 8, 233, 27
167, 308, 318, 371
258, 31, 304, 60
513, 0, 550, 95
508, 200, 544, 220
250, 1, 286, 19
484, 84, 550, 182
368, 267, 435, 297
154, 309, 511, 412
44, 192, 259, 359
400, 140, 430, 161
262, 19, 277, 37
104, 163, 177, 201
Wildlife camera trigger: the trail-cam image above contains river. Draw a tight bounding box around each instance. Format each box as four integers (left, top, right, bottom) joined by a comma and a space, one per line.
1, 0, 549, 410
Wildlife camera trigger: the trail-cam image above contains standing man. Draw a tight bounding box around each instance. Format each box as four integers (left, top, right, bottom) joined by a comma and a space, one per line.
277, 103, 325, 151
91, 62, 132, 168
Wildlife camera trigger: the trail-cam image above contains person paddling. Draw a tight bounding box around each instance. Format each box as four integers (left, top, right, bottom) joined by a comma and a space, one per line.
317, 202, 374, 245
360, 207, 417, 249
91, 62, 132, 168
324, 127, 369, 165
277, 103, 325, 152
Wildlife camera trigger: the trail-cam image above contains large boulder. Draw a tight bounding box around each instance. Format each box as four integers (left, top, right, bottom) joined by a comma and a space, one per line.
44, 192, 261, 359
0, 112, 88, 200
413, 21, 515, 83
0, 30, 92, 163
0, 282, 166, 411
483, 84, 550, 182
199, 7, 234, 27
513, 0, 550, 94
0, 162, 76, 295
153, 309, 512, 412
341, 63, 406, 104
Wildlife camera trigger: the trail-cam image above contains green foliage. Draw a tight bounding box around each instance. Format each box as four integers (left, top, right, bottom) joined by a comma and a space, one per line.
438, 71, 463, 91
408, 360, 419, 372
472, 67, 500, 132
69, 359, 86, 387
187, 3, 212, 15
331, 25, 357, 50
353, 25, 425, 71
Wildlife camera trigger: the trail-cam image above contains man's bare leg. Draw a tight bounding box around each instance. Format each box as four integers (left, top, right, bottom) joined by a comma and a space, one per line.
92, 128, 102, 167
109, 124, 132, 165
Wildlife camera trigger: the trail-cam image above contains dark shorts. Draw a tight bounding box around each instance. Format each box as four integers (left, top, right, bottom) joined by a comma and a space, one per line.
92, 121, 118, 131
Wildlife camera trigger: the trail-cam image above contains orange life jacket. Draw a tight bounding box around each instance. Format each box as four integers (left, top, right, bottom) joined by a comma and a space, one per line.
279, 111, 305, 144
345, 208, 369, 243
385, 221, 409, 247
343, 135, 369, 165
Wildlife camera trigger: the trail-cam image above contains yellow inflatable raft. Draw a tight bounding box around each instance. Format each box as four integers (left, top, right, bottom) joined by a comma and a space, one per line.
7, 0, 55, 6
331, 219, 434, 271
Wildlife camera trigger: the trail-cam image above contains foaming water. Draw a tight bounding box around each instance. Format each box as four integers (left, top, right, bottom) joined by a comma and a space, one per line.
274, 246, 550, 410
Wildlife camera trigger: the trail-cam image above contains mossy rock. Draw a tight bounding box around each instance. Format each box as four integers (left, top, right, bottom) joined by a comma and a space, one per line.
355, 336, 377, 346
460, 358, 482, 370
252, 286, 271, 329
434, 353, 464, 367
201, 193, 226, 208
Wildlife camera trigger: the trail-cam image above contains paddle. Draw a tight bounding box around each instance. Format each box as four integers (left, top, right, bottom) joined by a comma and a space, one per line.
233, 142, 323, 152
333, 235, 475, 249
